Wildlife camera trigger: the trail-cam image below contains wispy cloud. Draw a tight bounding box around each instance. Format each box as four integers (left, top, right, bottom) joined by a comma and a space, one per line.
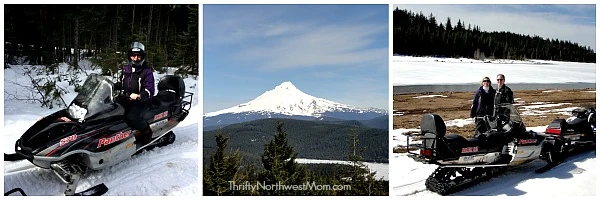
237, 24, 387, 70
205, 5, 388, 70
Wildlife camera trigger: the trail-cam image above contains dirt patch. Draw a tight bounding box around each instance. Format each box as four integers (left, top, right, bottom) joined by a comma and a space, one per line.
393, 89, 596, 138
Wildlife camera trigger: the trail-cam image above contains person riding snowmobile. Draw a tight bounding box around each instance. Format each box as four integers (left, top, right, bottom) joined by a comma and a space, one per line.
114, 41, 155, 146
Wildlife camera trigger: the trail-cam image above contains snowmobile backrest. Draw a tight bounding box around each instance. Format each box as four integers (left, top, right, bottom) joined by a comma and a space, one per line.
157, 75, 185, 98
420, 114, 446, 137
572, 108, 588, 118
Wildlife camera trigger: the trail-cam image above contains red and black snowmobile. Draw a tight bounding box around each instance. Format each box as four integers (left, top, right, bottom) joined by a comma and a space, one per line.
4, 73, 193, 196
544, 107, 596, 154
405, 103, 561, 195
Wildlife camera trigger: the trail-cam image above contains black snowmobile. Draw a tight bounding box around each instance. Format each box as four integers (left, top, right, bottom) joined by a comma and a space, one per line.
544, 107, 596, 154
405, 103, 560, 195
4, 73, 193, 196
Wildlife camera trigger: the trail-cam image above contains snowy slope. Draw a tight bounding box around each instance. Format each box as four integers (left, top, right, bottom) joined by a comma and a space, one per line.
392, 56, 596, 86
205, 81, 385, 117
203, 81, 387, 127
3, 62, 199, 196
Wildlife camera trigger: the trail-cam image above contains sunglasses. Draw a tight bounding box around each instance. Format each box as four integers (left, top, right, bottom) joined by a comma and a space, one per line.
483, 80, 491, 83
497, 79, 504, 81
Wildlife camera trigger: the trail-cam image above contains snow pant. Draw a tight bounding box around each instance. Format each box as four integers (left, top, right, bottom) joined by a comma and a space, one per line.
123, 100, 153, 144
124, 101, 151, 130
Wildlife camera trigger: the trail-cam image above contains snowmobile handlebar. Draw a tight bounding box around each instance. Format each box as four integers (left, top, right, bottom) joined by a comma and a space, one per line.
474, 115, 492, 120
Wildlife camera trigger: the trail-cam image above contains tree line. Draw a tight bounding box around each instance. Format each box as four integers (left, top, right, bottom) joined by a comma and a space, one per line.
392, 8, 596, 63
4, 4, 198, 75
203, 121, 389, 196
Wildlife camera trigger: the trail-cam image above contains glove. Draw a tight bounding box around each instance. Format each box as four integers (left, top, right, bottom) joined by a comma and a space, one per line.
129, 93, 141, 100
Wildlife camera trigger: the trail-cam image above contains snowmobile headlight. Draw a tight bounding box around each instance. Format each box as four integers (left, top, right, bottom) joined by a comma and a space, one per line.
68, 104, 88, 122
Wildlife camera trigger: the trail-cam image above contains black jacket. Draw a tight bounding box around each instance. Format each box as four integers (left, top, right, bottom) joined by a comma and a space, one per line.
115, 61, 155, 102
495, 85, 514, 104
471, 86, 496, 118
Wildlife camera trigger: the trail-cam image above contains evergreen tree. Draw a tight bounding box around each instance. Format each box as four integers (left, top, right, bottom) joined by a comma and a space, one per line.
204, 130, 242, 196
258, 121, 309, 195
338, 128, 387, 196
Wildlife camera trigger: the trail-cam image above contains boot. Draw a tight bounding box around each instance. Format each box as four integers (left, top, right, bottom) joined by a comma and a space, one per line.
134, 126, 153, 146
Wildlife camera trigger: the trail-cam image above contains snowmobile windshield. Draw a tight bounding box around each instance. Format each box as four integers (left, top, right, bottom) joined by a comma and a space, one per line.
496, 103, 522, 123
68, 74, 115, 121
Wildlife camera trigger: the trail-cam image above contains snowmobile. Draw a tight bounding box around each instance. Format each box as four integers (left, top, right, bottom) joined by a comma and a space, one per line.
405, 103, 560, 195
543, 107, 595, 155
4, 73, 193, 196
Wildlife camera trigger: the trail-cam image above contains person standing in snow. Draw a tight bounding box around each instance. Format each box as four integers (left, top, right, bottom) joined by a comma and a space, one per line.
495, 74, 514, 105
470, 77, 496, 134
114, 41, 155, 146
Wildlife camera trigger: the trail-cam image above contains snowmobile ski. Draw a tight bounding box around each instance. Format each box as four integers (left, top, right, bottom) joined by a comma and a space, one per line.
4, 188, 27, 196
4, 153, 26, 162
535, 161, 563, 173
4, 184, 107, 196
72, 183, 109, 196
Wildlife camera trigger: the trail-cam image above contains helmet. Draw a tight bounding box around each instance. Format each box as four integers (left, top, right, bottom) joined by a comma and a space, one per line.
127, 42, 146, 66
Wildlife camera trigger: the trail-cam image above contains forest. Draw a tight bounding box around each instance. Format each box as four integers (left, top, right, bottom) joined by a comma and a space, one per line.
392, 8, 596, 63
203, 121, 389, 196
202, 118, 389, 165
4, 4, 199, 74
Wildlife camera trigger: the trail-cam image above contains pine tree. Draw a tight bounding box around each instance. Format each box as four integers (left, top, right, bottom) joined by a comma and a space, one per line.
445, 17, 452, 31
258, 121, 309, 195
204, 130, 242, 196
338, 128, 387, 196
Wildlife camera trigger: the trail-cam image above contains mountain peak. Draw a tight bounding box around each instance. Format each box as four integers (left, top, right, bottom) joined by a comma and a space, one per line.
204, 81, 387, 119
274, 81, 297, 91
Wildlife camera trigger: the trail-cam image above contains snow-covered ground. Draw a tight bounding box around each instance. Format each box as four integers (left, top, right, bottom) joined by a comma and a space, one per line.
3, 61, 199, 196
392, 125, 596, 196
295, 158, 389, 181
392, 56, 596, 86
391, 56, 596, 196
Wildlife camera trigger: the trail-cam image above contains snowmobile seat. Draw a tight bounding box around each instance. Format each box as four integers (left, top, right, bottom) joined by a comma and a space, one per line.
144, 76, 186, 122
157, 75, 186, 98
420, 114, 446, 137
153, 75, 185, 107
566, 117, 587, 126
571, 108, 588, 118
444, 134, 480, 148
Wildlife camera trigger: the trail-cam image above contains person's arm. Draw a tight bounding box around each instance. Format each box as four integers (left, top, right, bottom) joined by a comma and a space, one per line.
508, 88, 514, 104
470, 90, 479, 118
140, 69, 155, 101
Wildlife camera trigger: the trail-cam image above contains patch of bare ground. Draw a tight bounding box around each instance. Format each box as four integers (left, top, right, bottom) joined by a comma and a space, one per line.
393, 89, 595, 139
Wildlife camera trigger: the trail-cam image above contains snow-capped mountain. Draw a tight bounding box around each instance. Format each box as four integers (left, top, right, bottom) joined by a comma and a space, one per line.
204, 81, 387, 128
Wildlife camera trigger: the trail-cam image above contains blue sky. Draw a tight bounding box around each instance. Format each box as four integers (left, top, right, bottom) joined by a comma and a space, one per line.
204, 4, 389, 113
395, 4, 596, 51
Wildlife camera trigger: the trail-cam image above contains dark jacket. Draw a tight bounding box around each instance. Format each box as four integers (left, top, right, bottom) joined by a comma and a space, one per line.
471, 86, 496, 118
116, 61, 155, 102
495, 85, 514, 104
